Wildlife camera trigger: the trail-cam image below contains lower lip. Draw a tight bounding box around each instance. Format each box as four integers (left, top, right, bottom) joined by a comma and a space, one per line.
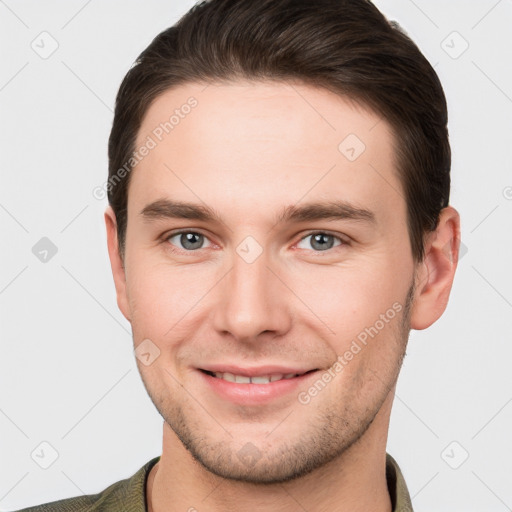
197, 370, 318, 405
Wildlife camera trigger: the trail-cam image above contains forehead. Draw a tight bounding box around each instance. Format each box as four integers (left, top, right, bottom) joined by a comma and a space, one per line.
130, 80, 404, 228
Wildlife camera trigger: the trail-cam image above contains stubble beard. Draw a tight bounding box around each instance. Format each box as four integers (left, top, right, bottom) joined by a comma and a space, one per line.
138, 281, 415, 484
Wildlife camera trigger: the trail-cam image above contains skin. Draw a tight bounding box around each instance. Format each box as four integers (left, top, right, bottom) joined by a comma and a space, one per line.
105, 81, 460, 512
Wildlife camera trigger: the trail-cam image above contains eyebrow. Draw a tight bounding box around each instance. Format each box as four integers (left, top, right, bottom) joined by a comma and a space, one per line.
140, 199, 376, 225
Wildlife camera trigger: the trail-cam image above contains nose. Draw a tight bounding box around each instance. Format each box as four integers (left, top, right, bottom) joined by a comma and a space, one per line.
211, 249, 293, 343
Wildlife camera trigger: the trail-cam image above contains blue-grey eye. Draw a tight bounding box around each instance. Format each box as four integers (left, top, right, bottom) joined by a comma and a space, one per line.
297, 233, 342, 251
168, 232, 210, 251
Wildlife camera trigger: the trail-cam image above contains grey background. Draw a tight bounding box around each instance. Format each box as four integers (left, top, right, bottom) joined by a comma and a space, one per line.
1, 0, 511, 510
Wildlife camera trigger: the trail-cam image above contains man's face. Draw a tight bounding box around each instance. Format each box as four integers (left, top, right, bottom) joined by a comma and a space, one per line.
114, 81, 419, 483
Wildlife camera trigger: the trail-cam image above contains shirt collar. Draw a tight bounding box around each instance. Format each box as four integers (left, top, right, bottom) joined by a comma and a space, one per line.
386, 453, 414, 511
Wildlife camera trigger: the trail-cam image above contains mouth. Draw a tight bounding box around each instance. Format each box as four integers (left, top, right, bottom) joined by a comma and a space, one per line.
196, 366, 320, 405
199, 368, 318, 385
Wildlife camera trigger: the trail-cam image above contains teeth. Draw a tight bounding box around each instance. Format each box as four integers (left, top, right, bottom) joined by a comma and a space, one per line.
251, 375, 272, 384
212, 371, 300, 384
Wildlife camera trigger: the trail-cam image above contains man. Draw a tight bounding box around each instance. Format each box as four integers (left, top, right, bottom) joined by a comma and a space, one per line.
17, 0, 460, 510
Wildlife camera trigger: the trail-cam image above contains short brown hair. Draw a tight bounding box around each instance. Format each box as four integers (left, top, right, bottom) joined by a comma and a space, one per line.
108, 0, 450, 262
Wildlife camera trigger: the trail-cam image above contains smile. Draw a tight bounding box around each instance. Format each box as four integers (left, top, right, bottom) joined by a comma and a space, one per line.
197, 368, 320, 405
202, 370, 313, 384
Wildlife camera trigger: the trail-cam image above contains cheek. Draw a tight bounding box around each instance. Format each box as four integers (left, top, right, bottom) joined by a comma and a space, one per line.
289, 261, 403, 340
125, 253, 218, 340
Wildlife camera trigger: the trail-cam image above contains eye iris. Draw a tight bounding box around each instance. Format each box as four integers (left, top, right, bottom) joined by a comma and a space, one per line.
311, 233, 334, 251
181, 232, 203, 250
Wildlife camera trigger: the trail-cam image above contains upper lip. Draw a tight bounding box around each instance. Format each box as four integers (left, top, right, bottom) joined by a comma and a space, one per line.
197, 365, 318, 377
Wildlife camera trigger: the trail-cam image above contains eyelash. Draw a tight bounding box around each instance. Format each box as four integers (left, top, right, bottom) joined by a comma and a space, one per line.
162, 230, 349, 254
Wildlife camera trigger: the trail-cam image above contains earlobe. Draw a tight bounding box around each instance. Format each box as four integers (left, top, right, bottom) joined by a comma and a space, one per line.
410, 206, 461, 330
104, 206, 131, 323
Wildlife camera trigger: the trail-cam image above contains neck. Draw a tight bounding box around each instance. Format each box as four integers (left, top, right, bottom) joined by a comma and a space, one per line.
148, 396, 394, 512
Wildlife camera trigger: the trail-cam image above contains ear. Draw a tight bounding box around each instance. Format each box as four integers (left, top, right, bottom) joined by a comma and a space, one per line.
410, 206, 461, 330
105, 206, 131, 323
